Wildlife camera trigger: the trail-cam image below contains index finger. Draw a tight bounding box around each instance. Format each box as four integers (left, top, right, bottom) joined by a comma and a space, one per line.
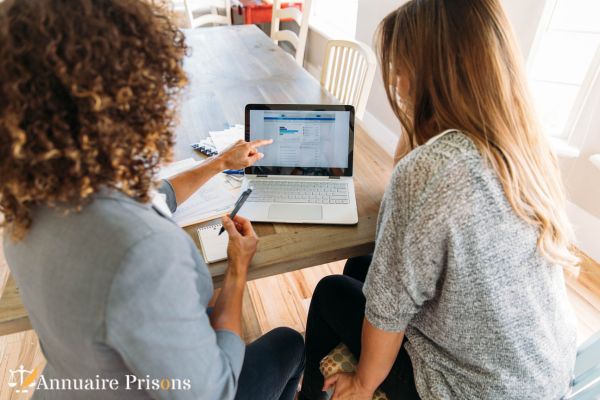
249, 139, 273, 148
221, 215, 241, 237
231, 214, 256, 237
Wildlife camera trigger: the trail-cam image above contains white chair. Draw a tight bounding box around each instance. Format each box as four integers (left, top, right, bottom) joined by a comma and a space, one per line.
564, 330, 600, 400
320, 39, 377, 120
184, 0, 231, 28
270, 0, 312, 66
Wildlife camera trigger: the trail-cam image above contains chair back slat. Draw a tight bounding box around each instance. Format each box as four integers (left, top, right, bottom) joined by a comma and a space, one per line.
270, 0, 312, 66
320, 40, 376, 120
184, 0, 231, 28
272, 30, 300, 49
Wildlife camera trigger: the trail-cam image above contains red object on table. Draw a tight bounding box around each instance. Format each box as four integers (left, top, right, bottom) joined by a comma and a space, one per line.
237, 0, 303, 25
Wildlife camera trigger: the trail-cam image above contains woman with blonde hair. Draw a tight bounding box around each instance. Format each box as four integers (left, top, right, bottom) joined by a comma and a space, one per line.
299, 0, 577, 399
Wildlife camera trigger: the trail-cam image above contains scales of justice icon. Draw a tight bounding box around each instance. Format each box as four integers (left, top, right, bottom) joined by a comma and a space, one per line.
8, 365, 36, 393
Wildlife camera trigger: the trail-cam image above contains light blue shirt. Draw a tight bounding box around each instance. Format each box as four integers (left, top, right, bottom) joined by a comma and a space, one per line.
3, 182, 245, 399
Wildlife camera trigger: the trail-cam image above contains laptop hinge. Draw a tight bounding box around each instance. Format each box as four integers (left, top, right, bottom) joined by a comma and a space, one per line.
256, 175, 268, 178
328, 176, 341, 179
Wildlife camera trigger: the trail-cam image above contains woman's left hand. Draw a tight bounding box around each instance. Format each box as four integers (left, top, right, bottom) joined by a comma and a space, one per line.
323, 372, 374, 400
217, 139, 273, 170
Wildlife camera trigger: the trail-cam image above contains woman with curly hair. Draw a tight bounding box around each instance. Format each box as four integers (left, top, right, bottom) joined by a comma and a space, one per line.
0, 0, 304, 399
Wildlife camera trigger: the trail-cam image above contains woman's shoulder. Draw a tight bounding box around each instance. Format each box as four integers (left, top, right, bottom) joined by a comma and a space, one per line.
387, 130, 495, 220
85, 189, 186, 247
401, 130, 479, 169
5, 188, 193, 271
393, 131, 482, 187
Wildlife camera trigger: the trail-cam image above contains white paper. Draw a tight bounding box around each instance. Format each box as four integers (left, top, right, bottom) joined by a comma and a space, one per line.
172, 173, 240, 227
157, 158, 240, 227
157, 158, 202, 180
209, 124, 244, 153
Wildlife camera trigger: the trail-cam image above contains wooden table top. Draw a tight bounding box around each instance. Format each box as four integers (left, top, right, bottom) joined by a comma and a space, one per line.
0, 25, 391, 335
173, 25, 336, 161
175, 25, 389, 285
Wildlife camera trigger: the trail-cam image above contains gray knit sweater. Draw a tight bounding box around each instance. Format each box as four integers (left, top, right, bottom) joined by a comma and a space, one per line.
363, 130, 576, 399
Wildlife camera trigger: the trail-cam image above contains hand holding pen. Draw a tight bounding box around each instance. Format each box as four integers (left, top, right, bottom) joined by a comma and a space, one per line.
219, 188, 253, 235
220, 211, 258, 277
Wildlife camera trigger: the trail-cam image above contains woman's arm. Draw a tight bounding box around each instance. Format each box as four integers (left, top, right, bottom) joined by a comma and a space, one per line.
167, 139, 272, 205
357, 319, 404, 392
323, 319, 404, 399
166, 156, 225, 205
209, 214, 258, 336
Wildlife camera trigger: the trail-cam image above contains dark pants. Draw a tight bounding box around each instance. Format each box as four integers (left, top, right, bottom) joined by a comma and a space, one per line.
235, 327, 305, 400
299, 256, 420, 400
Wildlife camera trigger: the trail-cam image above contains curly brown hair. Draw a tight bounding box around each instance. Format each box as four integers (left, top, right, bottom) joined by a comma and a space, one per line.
0, 0, 188, 240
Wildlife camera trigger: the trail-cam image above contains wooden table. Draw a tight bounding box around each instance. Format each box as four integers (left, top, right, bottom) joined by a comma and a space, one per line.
175, 25, 388, 285
0, 25, 391, 335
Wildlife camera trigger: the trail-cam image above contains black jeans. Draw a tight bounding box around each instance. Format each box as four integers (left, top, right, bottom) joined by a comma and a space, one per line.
299, 256, 420, 400
235, 327, 305, 400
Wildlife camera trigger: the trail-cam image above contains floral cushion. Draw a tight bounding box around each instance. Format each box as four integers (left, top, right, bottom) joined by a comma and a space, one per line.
320, 343, 390, 400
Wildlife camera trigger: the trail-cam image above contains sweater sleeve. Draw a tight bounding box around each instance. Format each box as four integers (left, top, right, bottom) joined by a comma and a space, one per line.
105, 231, 245, 400
362, 153, 460, 332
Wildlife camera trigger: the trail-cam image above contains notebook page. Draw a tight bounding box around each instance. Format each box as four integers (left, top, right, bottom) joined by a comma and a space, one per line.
197, 224, 229, 263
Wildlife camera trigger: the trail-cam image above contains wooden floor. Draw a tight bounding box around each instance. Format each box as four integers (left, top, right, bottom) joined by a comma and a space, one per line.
566, 249, 600, 342
0, 125, 599, 399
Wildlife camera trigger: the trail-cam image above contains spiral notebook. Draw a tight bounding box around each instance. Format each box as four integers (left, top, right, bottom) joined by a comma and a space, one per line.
197, 224, 229, 263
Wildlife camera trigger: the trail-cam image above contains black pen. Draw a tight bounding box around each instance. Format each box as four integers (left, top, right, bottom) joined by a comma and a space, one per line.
219, 188, 253, 235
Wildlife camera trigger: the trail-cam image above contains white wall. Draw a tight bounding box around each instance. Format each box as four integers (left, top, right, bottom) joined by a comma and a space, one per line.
560, 72, 600, 254
304, 28, 328, 78
354, 0, 404, 145
560, 59, 600, 218
353, 0, 547, 147
502, 0, 547, 59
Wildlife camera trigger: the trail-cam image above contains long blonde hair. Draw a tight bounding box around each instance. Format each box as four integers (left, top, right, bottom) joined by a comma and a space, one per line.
378, 0, 578, 271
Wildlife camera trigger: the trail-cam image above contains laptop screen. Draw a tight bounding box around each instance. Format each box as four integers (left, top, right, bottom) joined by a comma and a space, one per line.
245, 104, 354, 177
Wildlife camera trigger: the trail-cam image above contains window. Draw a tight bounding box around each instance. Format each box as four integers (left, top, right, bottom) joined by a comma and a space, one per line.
310, 0, 358, 39
527, 0, 600, 140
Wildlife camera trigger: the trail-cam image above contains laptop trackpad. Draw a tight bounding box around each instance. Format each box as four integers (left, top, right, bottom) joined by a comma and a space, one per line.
268, 204, 323, 221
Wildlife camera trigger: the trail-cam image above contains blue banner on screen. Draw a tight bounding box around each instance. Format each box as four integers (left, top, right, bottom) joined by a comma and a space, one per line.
249, 110, 350, 168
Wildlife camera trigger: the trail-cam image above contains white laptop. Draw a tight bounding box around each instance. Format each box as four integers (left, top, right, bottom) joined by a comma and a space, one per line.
239, 104, 358, 225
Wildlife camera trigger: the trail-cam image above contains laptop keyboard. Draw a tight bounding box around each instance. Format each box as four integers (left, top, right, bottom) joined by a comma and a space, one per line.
248, 180, 350, 204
